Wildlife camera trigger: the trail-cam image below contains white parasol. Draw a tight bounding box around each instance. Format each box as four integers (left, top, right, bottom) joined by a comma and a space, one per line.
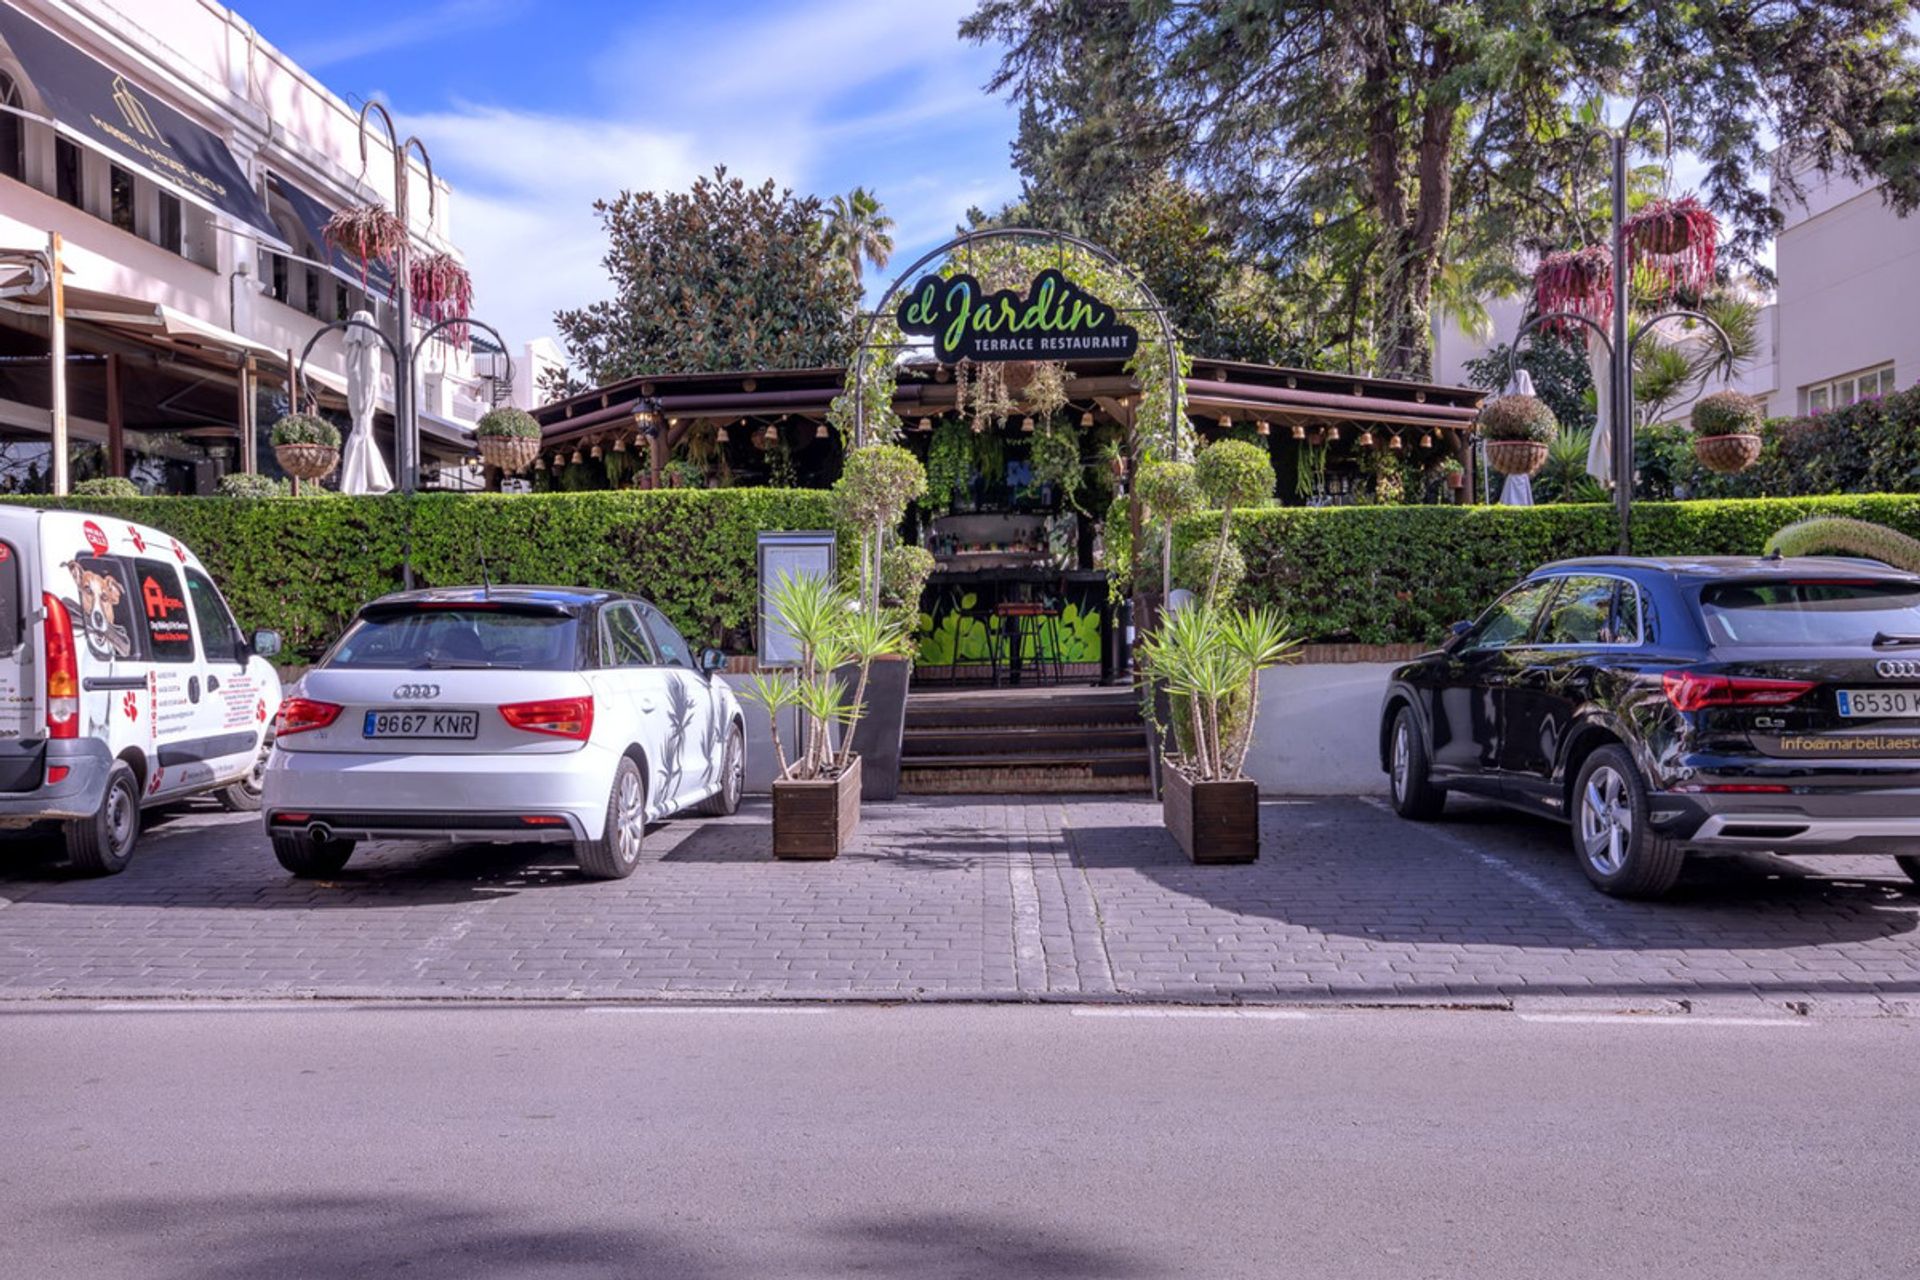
339, 309, 393, 495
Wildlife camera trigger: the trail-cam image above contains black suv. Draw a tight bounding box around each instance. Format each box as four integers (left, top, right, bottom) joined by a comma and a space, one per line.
1380, 555, 1920, 898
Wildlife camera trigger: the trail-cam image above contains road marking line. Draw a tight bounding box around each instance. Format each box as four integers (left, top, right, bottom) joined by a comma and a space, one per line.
1518, 1012, 1809, 1027
1070, 1007, 1313, 1020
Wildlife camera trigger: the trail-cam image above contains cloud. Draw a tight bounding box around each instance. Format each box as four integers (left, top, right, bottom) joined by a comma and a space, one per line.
390, 0, 1019, 359
287, 0, 527, 71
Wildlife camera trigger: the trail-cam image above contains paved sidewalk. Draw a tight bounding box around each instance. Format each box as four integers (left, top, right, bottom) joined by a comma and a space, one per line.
2, 793, 1918, 1013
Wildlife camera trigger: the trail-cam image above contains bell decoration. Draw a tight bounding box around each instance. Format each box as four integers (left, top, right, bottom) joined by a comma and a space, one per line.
815, 422, 829, 439
1357, 429, 1375, 448
1291, 424, 1306, 440
1256, 420, 1271, 437
570, 448, 584, 465
716, 424, 730, 444
589, 443, 604, 460
918, 417, 933, 432
1080, 410, 1094, 427
1021, 416, 1035, 433
1326, 426, 1341, 442
613, 436, 628, 453
1389, 434, 1403, 451
1419, 432, 1432, 448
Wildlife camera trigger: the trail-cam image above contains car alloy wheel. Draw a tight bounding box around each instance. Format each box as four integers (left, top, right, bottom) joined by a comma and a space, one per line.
1579, 763, 1633, 877
723, 733, 743, 809
1391, 721, 1411, 804
613, 764, 646, 865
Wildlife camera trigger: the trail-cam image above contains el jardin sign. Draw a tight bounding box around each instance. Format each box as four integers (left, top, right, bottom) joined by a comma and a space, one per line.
896, 267, 1140, 363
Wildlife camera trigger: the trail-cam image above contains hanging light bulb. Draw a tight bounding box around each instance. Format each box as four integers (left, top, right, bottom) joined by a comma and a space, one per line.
1389, 434, 1403, 451
1080, 410, 1094, 427
1021, 416, 1035, 433
1357, 430, 1374, 448
1291, 423, 1306, 440
1256, 420, 1271, 437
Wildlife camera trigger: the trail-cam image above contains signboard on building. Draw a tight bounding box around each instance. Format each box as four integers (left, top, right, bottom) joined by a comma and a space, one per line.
895, 267, 1139, 363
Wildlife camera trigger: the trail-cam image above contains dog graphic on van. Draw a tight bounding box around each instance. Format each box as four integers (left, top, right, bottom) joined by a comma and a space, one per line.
63, 560, 134, 660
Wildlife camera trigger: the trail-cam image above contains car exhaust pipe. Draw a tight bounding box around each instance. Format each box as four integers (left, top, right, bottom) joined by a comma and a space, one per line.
308, 822, 334, 844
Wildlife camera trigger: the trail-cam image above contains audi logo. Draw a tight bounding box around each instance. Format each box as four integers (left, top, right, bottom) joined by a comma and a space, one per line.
1876, 659, 1920, 680
392, 683, 441, 700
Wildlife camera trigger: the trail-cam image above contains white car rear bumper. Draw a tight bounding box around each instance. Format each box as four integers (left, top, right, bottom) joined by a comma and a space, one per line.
262, 743, 619, 842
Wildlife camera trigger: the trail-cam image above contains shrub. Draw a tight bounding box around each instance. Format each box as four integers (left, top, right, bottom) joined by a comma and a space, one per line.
1135, 460, 1202, 522
1173, 534, 1244, 598
270, 413, 341, 449
1194, 440, 1275, 511
475, 407, 541, 439
1763, 516, 1920, 571
1692, 390, 1763, 436
1177, 493, 1920, 647
217, 474, 291, 499
73, 477, 139, 498
0, 489, 845, 660
1476, 394, 1558, 444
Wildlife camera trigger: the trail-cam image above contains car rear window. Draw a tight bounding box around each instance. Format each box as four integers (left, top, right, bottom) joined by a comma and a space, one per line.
1700, 579, 1920, 647
326, 607, 580, 671
0, 540, 19, 653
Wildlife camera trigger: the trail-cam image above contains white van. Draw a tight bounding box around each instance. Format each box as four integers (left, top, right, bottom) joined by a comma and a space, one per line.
0, 508, 283, 874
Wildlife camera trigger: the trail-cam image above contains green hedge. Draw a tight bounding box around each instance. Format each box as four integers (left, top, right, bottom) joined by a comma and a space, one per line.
1177, 494, 1920, 647
3, 490, 844, 659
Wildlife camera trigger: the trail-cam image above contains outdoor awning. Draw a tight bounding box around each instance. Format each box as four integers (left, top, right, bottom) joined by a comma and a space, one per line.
0, 2, 281, 241
267, 171, 395, 295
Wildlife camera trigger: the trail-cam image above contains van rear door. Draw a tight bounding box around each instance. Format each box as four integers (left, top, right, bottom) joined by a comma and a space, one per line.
0, 534, 37, 790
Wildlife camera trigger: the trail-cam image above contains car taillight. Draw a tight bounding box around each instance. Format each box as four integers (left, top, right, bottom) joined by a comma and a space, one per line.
42, 592, 78, 739
500, 696, 594, 740
1662, 670, 1817, 713
275, 698, 343, 736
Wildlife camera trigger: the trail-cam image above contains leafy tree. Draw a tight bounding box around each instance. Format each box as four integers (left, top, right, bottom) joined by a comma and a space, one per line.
822, 186, 896, 286
553, 167, 860, 385
964, 1, 1920, 380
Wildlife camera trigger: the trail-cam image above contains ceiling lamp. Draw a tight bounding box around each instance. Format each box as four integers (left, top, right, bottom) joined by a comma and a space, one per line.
1326, 426, 1341, 442
590, 442, 604, 460
570, 447, 584, 464
1356, 430, 1374, 448
1080, 410, 1094, 427
815, 422, 829, 439
918, 417, 933, 432
1389, 434, 1403, 451
716, 423, 731, 444
1419, 432, 1432, 448
1256, 420, 1270, 437
1291, 423, 1306, 440
1021, 416, 1035, 433
613, 435, 628, 453
1219, 414, 1233, 430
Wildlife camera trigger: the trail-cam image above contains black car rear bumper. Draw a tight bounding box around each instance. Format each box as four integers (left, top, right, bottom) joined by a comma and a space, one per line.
1649, 786, 1920, 854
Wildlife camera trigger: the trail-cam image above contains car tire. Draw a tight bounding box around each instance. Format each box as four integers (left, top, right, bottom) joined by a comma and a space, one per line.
576, 756, 645, 880
1895, 855, 1920, 889
1387, 706, 1445, 820
271, 832, 356, 878
216, 740, 269, 813
697, 726, 745, 817
1570, 744, 1684, 898
63, 760, 142, 876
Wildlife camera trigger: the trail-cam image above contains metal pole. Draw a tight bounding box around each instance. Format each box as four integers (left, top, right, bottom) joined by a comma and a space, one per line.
393, 161, 415, 494
48, 232, 68, 496
1610, 134, 1632, 555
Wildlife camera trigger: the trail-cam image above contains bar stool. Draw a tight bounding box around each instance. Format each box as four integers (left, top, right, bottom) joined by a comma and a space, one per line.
993, 601, 1064, 686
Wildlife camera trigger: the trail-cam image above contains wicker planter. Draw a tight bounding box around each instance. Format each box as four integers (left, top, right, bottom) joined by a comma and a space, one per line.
274, 443, 338, 481
477, 435, 540, 475
1160, 758, 1259, 864
1694, 433, 1762, 475
770, 755, 862, 860
1484, 439, 1549, 477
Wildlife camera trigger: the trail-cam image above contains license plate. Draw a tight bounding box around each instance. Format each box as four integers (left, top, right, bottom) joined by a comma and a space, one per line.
1836, 689, 1920, 719
363, 710, 479, 739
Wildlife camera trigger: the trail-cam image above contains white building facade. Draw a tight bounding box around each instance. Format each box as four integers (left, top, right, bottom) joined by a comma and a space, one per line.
0, 0, 533, 493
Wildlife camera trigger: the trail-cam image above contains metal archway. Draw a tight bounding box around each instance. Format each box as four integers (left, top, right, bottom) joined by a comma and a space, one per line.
850, 227, 1183, 452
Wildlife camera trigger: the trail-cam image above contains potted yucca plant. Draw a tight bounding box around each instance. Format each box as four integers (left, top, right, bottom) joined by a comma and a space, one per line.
474, 406, 542, 475
270, 413, 341, 481
1690, 389, 1764, 474
741, 573, 910, 858
1477, 395, 1558, 477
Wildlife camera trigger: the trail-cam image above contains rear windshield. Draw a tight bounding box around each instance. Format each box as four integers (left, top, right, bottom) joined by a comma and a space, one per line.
1700, 580, 1920, 648
325, 607, 580, 671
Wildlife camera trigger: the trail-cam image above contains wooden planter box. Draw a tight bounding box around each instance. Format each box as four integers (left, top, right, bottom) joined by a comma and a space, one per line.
770, 755, 862, 860
1160, 757, 1259, 864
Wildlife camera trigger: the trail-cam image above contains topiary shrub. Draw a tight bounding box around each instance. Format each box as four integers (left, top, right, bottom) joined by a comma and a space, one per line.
269, 413, 341, 449
73, 477, 139, 498
1691, 389, 1763, 436
1477, 394, 1559, 444
833, 444, 928, 607
1173, 534, 1245, 599
475, 406, 541, 439
1192, 440, 1275, 601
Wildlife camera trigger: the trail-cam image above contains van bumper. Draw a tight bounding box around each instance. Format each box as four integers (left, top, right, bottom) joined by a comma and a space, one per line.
0, 739, 114, 822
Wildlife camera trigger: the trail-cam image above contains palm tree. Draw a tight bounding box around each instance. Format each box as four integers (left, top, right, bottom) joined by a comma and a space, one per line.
823, 187, 895, 285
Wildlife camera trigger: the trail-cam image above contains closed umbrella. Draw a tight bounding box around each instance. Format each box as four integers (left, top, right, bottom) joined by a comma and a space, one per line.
339, 310, 393, 496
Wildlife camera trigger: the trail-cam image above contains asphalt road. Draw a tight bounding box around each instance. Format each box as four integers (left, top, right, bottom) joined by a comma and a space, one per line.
4, 1004, 1916, 1279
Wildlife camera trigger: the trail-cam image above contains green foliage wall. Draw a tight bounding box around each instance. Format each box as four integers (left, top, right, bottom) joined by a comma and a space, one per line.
4, 491, 844, 659
1178, 494, 1920, 647
1640, 383, 1920, 501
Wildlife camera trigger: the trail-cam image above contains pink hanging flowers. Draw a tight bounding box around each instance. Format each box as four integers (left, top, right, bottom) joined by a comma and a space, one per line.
322, 204, 406, 289
1624, 193, 1717, 301
1532, 245, 1613, 338
409, 252, 473, 347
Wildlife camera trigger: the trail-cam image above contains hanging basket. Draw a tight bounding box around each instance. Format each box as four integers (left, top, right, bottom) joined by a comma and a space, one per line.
1532, 246, 1613, 337
274, 443, 339, 481
1625, 195, 1717, 299
1485, 440, 1549, 477
1693, 433, 1762, 475
477, 435, 540, 474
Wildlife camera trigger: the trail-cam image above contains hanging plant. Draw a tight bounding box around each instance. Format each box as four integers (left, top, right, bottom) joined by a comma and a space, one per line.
926, 418, 972, 510
1626, 194, 1717, 299
1532, 246, 1613, 338
1019, 360, 1072, 419
1689, 388, 1764, 474
323, 204, 405, 288
473, 406, 541, 475
1029, 417, 1086, 511
1477, 394, 1558, 477
410, 252, 474, 346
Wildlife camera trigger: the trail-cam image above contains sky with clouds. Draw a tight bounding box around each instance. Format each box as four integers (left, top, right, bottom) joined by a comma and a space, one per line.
241, 0, 1023, 354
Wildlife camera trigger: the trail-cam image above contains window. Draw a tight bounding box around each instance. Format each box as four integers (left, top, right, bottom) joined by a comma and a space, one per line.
303, 266, 321, 318
1701, 579, 1920, 648
0, 539, 20, 653
641, 606, 693, 669
599, 604, 654, 667
1538, 576, 1637, 646
0, 71, 22, 184
335, 282, 350, 322
54, 136, 81, 208
132, 559, 194, 662
1803, 364, 1896, 414
61, 556, 141, 660
1466, 580, 1557, 650
325, 606, 581, 671
109, 164, 134, 232
269, 253, 289, 305
186, 569, 245, 664
156, 191, 182, 255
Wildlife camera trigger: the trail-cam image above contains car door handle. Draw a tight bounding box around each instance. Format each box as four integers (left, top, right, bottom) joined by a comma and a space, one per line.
207, 675, 221, 693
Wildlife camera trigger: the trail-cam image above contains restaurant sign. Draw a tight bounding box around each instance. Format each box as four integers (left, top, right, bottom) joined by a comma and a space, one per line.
896, 268, 1139, 363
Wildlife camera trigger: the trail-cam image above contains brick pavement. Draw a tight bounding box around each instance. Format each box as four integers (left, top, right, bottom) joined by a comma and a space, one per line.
2, 792, 1918, 1013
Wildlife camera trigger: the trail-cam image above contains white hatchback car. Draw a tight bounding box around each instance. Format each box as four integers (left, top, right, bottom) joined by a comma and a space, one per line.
261, 586, 745, 879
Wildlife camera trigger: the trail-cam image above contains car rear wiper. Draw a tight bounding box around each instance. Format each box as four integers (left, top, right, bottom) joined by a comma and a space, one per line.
421, 657, 517, 669
1871, 631, 1920, 648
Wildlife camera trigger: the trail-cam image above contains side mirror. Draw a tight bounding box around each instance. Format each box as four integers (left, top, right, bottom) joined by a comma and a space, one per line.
252, 629, 283, 660
1443, 620, 1472, 649
700, 647, 726, 674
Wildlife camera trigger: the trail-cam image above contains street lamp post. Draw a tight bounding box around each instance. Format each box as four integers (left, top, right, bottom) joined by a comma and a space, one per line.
356, 102, 439, 494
